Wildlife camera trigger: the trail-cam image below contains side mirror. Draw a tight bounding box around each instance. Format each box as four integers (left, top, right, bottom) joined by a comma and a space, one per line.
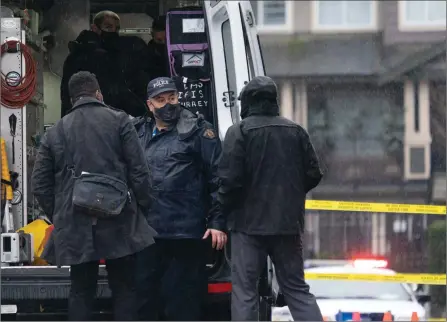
410, 283, 418, 292
416, 294, 431, 304
413, 283, 424, 293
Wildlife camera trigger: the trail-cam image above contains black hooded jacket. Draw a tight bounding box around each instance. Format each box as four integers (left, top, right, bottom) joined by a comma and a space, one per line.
218, 76, 323, 235
60, 30, 151, 117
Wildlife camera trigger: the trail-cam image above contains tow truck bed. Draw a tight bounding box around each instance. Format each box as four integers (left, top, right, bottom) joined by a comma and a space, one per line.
1, 265, 231, 320
1, 266, 110, 300
1, 266, 111, 320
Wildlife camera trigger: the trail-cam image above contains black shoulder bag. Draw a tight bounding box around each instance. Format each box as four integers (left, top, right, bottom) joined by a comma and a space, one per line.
58, 119, 130, 218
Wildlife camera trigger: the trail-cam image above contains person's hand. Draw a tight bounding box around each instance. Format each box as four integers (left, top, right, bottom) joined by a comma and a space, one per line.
203, 229, 227, 250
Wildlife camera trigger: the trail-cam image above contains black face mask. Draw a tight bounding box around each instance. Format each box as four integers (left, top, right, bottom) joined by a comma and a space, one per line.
152, 42, 166, 55
100, 30, 119, 48
154, 103, 181, 124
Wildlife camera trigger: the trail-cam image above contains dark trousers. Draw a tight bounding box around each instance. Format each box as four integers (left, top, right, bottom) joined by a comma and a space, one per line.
231, 232, 323, 321
68, 254, 137, 321
136, 238, 207, 321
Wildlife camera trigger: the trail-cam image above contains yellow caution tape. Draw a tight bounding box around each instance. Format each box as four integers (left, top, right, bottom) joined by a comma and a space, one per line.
428, 319, 446, 322
306, 200, 446, 215
305, 272, 446, 285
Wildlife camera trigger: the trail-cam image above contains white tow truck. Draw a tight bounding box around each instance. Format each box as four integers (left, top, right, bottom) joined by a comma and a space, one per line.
0, 1, 272, 319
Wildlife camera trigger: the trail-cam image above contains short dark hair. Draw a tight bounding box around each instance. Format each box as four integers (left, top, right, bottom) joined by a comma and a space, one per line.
93, 10, 120, 28
68, 71, 100, 100
152, 15, 166, 32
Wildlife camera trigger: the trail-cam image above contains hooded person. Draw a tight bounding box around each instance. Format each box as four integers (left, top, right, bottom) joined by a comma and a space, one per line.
60, 10, 151, 118
218, 76, 324, 321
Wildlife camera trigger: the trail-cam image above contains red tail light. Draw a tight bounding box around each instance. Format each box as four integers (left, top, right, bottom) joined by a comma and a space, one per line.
208, 282, 232, 294
352, 258, 388, 269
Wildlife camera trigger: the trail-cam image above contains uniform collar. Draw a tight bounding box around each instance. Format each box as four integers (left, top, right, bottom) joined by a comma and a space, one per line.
138, 108, 201, 141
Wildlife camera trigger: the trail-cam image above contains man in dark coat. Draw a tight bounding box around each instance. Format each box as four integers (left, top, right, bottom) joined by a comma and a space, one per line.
31, 71, 157, 321
133, 77, 227, 321
218, 76, 324, 321
146, 15, 170, 79
60, 10, 151, 118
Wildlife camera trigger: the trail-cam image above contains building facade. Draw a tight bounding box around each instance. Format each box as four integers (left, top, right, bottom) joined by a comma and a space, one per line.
253, 0, 446, 269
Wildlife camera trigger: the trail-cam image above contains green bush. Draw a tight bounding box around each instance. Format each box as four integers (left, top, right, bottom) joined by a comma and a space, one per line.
427, 220, 446, 313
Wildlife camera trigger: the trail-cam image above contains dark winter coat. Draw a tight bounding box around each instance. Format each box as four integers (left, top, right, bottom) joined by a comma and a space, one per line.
132, 108, 225, 239
32, 97, 157, 266
60, 30, 151, 118
218, 76, 323, 235
147, 39, 170, 79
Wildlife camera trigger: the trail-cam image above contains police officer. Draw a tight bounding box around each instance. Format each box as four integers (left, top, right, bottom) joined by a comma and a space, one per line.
133, 77, 227, 321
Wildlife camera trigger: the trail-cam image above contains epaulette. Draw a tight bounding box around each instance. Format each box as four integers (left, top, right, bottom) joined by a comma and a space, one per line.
199, 119, 218, 140
201, 125, 217, 140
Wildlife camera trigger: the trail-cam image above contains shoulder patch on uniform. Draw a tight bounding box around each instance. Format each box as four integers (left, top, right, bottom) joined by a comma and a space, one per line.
203, 128, 216, 139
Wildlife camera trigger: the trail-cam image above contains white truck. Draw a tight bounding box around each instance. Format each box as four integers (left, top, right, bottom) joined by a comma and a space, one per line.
0, 1, 273, 320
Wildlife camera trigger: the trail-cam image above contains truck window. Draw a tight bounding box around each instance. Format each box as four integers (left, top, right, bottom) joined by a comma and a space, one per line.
222, 19, 244, 124
243, 28, 255, 79
240, 8, 255, 80
238, 1, 266, 77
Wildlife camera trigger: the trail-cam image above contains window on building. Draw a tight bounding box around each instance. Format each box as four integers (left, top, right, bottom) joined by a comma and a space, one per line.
400, 1, 446, 29
313, 0, 376, 31
308, 88, 403, 158
307, 85, 404, 182
257, 1, 292, 31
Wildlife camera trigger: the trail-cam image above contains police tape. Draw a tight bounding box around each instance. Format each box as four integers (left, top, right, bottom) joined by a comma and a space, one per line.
304, 272, 446, 285
305, 200, 446, 215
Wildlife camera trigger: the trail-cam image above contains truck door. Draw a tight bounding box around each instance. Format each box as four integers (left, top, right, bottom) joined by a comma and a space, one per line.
203, 0, 265, 138
238, 1, 265, 77
203, 1, 273, 316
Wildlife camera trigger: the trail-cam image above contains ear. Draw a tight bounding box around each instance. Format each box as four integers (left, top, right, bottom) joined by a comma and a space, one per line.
146, 99, 154, 112
91, 24, 100, 34
96, 91, 104, 102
